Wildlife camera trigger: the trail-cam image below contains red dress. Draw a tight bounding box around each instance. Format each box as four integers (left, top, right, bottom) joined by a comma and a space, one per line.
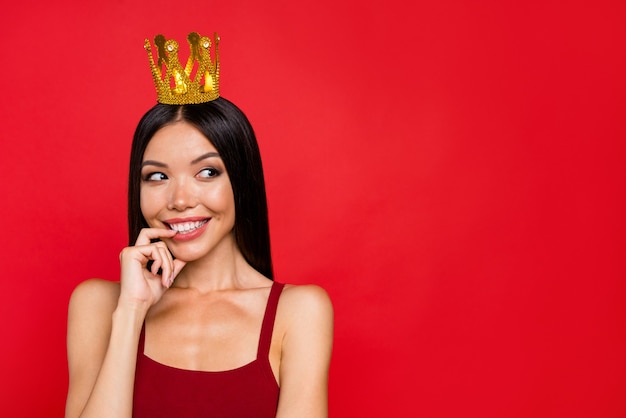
133, 282, 284, 417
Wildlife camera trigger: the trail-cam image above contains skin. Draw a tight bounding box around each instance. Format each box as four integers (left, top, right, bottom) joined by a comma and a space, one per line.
65, 121, 334, 417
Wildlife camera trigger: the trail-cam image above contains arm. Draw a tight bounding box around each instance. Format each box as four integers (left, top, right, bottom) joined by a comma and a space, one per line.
65, 229, 185, 418
65, 279, 144, 418
276, 285, 334, 418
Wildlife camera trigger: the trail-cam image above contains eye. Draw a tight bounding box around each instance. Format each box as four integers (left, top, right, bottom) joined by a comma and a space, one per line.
197, 168, 221, 178
143, 172, 168, 181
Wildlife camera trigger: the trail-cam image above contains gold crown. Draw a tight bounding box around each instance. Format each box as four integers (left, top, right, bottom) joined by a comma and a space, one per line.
144, 32, 220, 104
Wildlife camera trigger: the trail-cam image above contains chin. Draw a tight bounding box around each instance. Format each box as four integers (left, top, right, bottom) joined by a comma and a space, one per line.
170, 250, 202, 263
169, 244, 215, 263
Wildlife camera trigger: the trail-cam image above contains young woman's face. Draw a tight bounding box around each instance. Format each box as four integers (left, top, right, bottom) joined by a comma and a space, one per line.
140, 121, 235, 262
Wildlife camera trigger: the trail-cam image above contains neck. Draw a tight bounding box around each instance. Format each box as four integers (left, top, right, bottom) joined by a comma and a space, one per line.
172, 235, 267, 293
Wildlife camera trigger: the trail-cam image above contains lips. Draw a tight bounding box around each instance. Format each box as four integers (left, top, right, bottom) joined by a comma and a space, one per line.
166, 219, 209, 234
163, 217, 210, 241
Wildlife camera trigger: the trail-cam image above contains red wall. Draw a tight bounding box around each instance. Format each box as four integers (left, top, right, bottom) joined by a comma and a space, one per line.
1, 1, 625, 416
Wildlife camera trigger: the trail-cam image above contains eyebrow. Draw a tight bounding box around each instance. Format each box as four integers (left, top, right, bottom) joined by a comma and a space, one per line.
141, 152, 221, 169
191, 152, 221, 164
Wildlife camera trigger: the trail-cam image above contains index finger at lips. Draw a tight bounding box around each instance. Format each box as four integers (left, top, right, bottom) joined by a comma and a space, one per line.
135, 228, 176, 246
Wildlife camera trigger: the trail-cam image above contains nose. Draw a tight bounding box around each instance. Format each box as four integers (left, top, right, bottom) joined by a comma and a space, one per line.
167, 178, 197, 211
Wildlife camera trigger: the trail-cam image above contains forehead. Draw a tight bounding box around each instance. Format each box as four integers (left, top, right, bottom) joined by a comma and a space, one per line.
144, 121, 217, 159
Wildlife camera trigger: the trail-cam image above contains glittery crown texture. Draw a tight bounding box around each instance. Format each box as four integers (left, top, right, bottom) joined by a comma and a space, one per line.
144, 32, 220, 104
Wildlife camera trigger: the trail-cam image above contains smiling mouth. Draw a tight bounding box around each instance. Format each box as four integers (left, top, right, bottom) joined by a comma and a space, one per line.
166, 219, 209, 234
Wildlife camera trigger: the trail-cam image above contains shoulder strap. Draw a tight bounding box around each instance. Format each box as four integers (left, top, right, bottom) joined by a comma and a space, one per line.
257, 281, 285, 359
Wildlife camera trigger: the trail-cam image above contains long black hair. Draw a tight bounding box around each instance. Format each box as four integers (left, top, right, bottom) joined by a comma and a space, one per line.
127, 97, 273, 279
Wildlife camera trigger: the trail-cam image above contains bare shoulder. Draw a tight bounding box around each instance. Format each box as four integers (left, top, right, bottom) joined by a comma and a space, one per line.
67, 279, 121, 347
66, 279, 121, 417
280, 283, 334, 319
277, 283, 334, 341
274, 283, 333, 415
69, 278, 120, 317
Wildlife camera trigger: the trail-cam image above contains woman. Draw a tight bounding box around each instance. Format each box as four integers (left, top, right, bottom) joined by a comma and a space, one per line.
65, 33, 333, 418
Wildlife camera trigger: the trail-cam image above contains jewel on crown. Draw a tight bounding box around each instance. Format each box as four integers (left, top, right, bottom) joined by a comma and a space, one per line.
144, 32, 220, 105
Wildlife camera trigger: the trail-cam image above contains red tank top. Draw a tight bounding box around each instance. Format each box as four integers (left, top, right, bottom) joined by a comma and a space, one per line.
133, 282, 284, 417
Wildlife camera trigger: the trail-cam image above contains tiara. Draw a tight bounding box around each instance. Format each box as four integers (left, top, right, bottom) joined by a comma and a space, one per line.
144, 32, 220, 104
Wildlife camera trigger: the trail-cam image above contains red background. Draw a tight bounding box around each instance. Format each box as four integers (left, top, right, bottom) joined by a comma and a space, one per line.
1, 1, 625, 416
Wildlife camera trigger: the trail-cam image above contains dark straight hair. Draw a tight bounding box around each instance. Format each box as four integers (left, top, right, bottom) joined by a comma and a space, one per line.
127, 97, 273, 279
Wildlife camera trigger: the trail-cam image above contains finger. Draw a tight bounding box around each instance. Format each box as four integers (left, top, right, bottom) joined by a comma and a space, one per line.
172, 259, 187, 280
135, 228, 177, 246
119, 244, 161, 268
149, 250, 163, 277
156, 246, 173, 287
153, 242, 174, 282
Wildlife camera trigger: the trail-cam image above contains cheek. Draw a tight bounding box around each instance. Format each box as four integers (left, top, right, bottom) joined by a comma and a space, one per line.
221, 187, 236, 214
206, 180, 234, 207
139, 188, 158, 223
208, 183, 236, 220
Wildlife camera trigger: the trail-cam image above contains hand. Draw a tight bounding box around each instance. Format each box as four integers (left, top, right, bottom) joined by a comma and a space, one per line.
118, 228, 186, 311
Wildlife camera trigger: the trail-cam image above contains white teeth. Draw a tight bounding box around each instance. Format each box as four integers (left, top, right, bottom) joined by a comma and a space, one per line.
168, 220, 208, 234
